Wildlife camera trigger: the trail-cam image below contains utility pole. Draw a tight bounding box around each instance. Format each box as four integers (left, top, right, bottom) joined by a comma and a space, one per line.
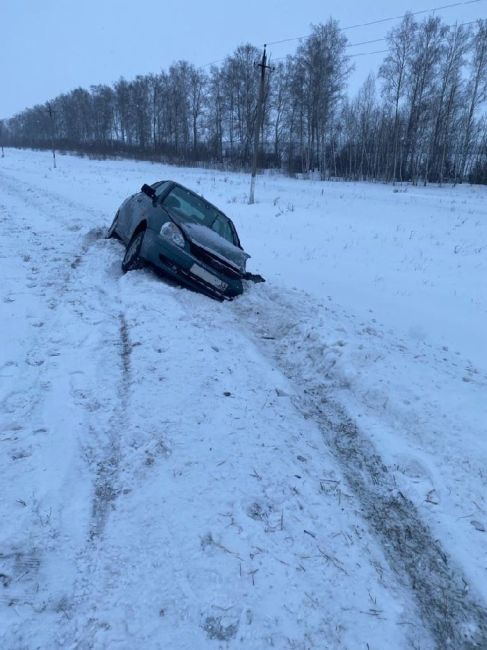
0, 120, 4, 158
46, 102, 56, 168
249, 45, 272, 205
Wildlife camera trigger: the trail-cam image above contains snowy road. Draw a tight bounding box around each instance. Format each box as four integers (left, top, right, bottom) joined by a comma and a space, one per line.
1, 150, 486, 649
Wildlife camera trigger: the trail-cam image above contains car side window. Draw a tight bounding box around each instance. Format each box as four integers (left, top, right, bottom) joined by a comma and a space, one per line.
163, 189, 195, 223
153, 181, 170, 199
163, 186, 214, 225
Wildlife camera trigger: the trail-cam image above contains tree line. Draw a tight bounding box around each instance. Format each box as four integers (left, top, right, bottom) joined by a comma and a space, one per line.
2, 14, 486, 184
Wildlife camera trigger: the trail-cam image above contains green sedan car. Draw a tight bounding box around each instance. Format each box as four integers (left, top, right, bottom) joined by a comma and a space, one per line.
108, 180, 251, 299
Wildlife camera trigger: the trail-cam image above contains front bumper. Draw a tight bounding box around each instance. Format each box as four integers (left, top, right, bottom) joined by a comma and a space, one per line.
141, 229, 244, 299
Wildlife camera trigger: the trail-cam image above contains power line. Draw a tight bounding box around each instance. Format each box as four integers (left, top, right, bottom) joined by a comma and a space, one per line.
348, 38, 387, 48
202, 58, 227, 69
345, 17, 478, 50
265, 0, 485, 46
268, 18, 478, 64
349, 49, 389, 58
341, 0, 483, 30
201, 4, 484, 70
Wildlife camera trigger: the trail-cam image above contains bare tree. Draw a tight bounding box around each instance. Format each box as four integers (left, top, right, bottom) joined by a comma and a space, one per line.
188, 66, 206, 156
404, 16, 446, 184
290, 21, 351, 177
206, 65, 225, 162
0, 120, 5, 157
429, 23, 469, 183
221, 44, 260, 164
379, 12, 416, 182
459, 19, 487, 181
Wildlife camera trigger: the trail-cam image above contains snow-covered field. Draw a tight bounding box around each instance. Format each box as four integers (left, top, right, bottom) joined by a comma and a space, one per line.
1, 148, 486, 649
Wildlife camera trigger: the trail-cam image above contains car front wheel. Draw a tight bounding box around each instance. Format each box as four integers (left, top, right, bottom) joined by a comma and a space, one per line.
122, 230, 145, 272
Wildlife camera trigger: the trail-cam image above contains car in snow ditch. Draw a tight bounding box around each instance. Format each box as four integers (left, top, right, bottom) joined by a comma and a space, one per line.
107, 180, 260, 300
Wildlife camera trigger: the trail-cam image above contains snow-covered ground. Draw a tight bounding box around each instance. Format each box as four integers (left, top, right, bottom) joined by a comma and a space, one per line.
1, 148, 486, 649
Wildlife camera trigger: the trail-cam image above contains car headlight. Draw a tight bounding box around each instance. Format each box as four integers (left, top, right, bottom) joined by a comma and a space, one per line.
160, 222, 185, 247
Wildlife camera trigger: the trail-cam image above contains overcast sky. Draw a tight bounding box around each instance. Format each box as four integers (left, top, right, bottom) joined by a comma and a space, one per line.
1, 0, 485, 119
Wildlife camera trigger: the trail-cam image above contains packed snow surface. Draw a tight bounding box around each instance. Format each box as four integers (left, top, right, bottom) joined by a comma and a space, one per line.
1, 149, 486, 649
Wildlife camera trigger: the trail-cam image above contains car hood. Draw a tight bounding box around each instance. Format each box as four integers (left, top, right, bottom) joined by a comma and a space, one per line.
173, 219, 250, 273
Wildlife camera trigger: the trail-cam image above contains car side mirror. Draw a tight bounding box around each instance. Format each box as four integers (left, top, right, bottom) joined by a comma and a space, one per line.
141, 183, 156, 200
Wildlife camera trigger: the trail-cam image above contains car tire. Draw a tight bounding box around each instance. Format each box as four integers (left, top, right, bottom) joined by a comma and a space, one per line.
106, 212, 120, 239
122, 229, 145, 273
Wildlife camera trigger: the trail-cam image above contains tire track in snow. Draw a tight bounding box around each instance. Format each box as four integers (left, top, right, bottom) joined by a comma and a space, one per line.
66, 308, 132, 648
54, 243, 138, 643
0, 170, 108, 308
88, 311, 131, 541
233, 285, 487, 649
52, 272, 137, 648
0, 170, 132, 645
0, 167, 154, 645
0, 177, 110, 428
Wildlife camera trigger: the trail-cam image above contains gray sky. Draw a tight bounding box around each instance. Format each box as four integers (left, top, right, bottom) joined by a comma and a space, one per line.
1, 0, 485, 118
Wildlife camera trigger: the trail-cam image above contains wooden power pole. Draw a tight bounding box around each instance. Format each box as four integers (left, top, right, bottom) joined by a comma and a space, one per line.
46, 102, 56, 169
249, 45, 272, 205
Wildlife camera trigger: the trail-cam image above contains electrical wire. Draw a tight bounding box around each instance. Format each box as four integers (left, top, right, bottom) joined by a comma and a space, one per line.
267, 18, 479, 64
345, 17, 478, 50
349, 49, 389, 58
348, 38, 387, 47
201, 3, 484, 69
265, 0, 485, 46
202, 58, 227, 68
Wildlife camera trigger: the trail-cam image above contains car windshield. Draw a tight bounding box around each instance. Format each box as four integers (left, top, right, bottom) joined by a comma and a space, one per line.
163, 186, 236, 244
